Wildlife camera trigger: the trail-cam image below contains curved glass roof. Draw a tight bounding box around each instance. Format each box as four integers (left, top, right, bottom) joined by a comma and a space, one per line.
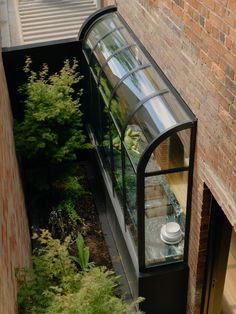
81, 10, 196, 170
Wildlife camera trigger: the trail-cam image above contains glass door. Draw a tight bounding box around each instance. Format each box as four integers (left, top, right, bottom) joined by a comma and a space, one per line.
221, 231, 236, 313
202, 198, 232, 314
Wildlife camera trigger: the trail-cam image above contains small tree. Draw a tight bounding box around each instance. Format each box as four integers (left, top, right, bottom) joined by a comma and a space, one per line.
14, 57, 89, 164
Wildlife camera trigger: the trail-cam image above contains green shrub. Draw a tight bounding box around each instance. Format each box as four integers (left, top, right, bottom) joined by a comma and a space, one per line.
14, 57, 90, 164
16, 230, 79, 314
45, 267, 144, 314
63, 175, 87, 201
17, 231, 144, 314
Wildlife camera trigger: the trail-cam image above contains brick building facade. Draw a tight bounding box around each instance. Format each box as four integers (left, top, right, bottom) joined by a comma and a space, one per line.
101, 1, 236, 313
0, 48, 31, 313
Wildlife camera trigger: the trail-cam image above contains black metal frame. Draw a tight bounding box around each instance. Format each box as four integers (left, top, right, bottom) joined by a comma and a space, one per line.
79, 5, 197, 272
78, 5, 117, 42
136, 122, 196, 270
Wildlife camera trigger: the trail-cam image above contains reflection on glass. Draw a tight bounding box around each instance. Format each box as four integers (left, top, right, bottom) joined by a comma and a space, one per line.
111, 68, 156, 129
103, 46, 149, 85
162, 92, 193, 123
84, 14, 122, 54
112, 128, 123, 196
98, 46, 150, 114
100, 111, 112, 168
90, 79, 101, 142
123, 126, 141, 168
94, 28, 133, 65
112, 69, 169, 130
116, 68, 157, 108
145, 172, 188, 266
221, 231, 236, 314
99, 72, 113, 105
146, 130, 191, 172
125, 152, 137, 246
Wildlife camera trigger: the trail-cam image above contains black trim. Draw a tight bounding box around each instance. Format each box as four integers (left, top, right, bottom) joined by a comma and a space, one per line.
145, 166, 189, 177
138, 122, 195, 170
78, 5, 117, 42
183, 122, 197, 261
137, 122, 195, 271
122, 141, 137, 174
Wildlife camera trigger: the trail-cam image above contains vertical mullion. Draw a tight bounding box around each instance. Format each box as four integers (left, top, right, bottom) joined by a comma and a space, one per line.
121, 142, 127, 231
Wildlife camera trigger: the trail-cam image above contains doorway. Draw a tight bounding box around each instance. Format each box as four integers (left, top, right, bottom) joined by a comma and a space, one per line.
221, 231, 236, 313
202, 197, 234, 314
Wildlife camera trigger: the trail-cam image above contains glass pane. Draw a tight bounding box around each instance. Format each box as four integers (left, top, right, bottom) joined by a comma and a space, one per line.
221, 231, 236, 313
100, 104, 111, 167
162, 92, 193, 123
110, 68, 170, 129
145, 171, 188, 266
90, 60, 100, 82
121, 97, 193, 168
112, 128, 123, 195
102, 46, 150, 86
99, 72, 113, 106
117, 68, 158, 107
119, 99, 186, 169
146, 129, 191, 172
123, 125, 143, 168
125, 152, 137, 247
93, 28, 134, 65
94, 45, 150, 109
90, 79, 101, 141
84, 14, 122, 55
112, 68, 160, 129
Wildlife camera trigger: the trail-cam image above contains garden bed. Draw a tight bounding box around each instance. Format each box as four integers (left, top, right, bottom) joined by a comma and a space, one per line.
24, 161, 113, 270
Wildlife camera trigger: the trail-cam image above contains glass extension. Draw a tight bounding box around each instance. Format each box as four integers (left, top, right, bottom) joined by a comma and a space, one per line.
80, 8, 197, 270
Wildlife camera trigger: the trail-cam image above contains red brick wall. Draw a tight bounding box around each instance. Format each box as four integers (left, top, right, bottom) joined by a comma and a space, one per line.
102, 1, 236, 313
0, 51, 31, 313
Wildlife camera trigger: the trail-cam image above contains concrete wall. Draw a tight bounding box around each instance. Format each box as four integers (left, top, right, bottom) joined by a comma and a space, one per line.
102, 1, 236, 312
0, 48, 31, 313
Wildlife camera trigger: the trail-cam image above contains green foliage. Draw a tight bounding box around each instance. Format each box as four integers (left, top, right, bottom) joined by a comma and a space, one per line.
63, 175, 87, 201
49, 204, 85, 242
17, 231, 144, 314
45, 267, 144, 314
44, 267, 144, 314
14, 57, 90, 164
16, 230, 79, 314
56, 199, 80, 227
70, 234, 93, 271
48, 173, 88, 240
49, 174, 87, 237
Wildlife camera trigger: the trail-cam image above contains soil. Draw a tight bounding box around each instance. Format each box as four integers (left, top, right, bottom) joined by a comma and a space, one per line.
75, 166, 113, 269
26, 162, 113, 270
